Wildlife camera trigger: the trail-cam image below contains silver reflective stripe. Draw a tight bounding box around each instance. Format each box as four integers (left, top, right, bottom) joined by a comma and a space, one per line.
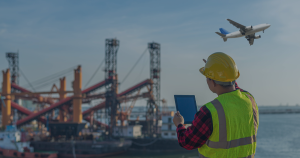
210, 99, 227, 142
245, 94, 258, 134
199, 153, 208, 158
205, 98, 257, 149
205, 135, 256, 149
199, 153, 255, 158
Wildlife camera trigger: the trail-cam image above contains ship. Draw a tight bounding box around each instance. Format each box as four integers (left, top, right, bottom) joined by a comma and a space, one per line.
31, 140, 132, 158
0, 125, 57, 158
128, 112, 187, 152
29, 122, 132, 158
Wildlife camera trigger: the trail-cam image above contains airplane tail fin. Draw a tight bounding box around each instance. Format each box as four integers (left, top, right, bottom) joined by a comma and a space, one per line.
219, 28, 230, 35
215, 32, 227, 42
215, 32, 226, 37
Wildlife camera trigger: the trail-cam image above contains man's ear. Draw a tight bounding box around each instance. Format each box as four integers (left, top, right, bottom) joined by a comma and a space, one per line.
212, 80, 217, 87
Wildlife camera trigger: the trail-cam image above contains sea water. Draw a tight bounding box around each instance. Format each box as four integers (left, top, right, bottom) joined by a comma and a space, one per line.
111, 113, 300, 158
255, 113, 300, 158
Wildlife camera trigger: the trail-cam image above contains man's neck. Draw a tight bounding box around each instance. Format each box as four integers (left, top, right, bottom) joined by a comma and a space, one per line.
216, 86, 236, 96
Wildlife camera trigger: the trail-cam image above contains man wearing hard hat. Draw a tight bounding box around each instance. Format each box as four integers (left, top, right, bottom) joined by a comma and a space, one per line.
173, 52, 259, 158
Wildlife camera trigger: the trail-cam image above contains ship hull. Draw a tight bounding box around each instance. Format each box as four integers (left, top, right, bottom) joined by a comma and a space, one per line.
130, 138, 187, 152
0, 148, 57, 158
58, 151, 125, 158
31, 140, 132, 157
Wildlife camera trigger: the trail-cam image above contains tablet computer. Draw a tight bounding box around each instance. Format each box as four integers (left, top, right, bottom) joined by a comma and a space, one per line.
174, 95, 198, 124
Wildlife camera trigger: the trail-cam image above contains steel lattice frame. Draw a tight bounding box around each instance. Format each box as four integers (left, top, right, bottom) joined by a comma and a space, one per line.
6, 52, 19, 85
104, 39, 120, 135
146, 42, 161, 137
6, 52, 20, 106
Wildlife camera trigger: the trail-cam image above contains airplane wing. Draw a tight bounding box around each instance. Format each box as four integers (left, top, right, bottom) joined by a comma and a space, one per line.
227, 19, 246, 30
248, 38, 254, 46
246, 34, 255, 46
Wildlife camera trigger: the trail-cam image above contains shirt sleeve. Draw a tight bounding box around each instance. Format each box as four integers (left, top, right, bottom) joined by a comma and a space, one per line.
235, 82, 245, 92
176, 106, 213, 150
235, 82, 254, 97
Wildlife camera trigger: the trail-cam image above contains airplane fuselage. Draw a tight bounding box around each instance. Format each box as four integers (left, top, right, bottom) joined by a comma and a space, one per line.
225, 24, 271, 38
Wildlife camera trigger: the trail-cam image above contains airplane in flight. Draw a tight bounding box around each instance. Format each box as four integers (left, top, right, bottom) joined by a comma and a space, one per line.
215, 19, 271, 45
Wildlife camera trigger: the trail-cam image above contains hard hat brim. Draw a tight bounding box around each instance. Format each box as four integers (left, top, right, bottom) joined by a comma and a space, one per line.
199, 67, 205, 76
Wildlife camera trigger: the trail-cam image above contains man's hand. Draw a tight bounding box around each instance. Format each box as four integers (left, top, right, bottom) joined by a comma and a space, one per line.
173, 111, 184, 127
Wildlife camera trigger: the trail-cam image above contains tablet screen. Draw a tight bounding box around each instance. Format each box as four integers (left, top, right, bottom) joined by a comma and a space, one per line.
174, 95, 198, 124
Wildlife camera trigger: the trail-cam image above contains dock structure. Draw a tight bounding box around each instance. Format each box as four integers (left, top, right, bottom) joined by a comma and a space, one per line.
0, 38, 163, 139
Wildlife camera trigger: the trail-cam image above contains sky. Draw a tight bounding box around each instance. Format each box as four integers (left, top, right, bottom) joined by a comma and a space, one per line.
0, 0, 300, 107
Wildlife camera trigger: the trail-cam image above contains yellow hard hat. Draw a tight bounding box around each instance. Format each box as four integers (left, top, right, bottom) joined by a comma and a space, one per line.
199, 52, 240, 82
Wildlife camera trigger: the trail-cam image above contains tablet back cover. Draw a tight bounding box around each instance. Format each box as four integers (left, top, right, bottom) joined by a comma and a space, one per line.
174, 95, 198, 124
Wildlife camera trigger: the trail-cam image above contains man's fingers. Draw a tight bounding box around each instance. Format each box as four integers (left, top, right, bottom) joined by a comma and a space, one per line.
175, 111, 184, 118
176, 113, 183, 118
177, 112, 182, 116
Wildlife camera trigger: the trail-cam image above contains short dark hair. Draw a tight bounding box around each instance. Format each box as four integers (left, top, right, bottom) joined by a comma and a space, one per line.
208, 78, 235, 88
219, 84, 233, 88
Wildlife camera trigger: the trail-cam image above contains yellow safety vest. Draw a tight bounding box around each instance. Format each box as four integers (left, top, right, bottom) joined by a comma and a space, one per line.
198, 89, 259, 158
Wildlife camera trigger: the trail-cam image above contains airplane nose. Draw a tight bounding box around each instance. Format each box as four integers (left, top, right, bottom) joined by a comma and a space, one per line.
267, 24, 271, 28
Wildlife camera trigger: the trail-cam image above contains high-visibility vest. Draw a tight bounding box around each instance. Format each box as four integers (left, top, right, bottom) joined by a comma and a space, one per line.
198, 89, 259, 158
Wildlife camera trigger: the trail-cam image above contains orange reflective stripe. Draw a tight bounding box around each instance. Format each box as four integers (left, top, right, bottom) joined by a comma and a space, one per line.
245, 94, 258, 134
244, 153, 255, 158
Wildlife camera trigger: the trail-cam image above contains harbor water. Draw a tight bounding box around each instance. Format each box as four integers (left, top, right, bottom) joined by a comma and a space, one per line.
109, 113, 300, 158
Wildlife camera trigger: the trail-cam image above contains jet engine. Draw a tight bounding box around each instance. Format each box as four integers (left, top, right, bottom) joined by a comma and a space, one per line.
254, 35, 261, 39
245, 25, 253, 30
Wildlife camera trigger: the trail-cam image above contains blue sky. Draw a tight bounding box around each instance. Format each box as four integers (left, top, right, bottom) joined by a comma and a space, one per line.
1, 0, 300, 106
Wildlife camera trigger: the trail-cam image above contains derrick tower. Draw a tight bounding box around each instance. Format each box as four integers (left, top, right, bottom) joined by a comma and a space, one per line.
6, 52, 19, 85
105, 38, 120, 135
6, 52, 20, 105
146, 42, 161, 137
